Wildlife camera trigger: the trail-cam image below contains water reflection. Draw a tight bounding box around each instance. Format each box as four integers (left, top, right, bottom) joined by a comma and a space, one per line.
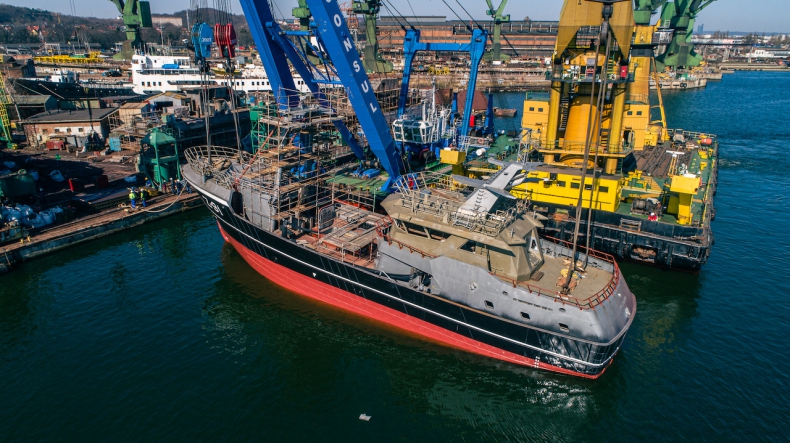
209, 236, 623, 440
620, 263, 702, 359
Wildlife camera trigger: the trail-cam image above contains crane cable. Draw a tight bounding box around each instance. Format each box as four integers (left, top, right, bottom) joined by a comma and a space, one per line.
439, 0, 471, 31
381, 0, 415, 29
583, 26, 614, 268
213, 0, 243, 159
404, 0, 419, 22
562, 19, 610, 292
453, 0, 483, 30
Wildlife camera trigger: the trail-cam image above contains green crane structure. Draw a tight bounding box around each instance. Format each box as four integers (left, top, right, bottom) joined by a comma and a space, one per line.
292, 0, 323, 65
634, 0, 667, 26
109, 0, 153, 60
482, 0, 510, 63
352, 0, 393, 73
655, 0, 716, 69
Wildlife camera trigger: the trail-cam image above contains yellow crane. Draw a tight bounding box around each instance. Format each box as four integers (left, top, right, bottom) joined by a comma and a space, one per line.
520, 0, 635, 174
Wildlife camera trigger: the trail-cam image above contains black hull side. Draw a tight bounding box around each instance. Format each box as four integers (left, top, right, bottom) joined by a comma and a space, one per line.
12, 79, 136, 99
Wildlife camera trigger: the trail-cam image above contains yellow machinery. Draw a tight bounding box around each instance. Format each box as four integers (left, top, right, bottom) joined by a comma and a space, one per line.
667, 174, 699, 225
520, 0, 635, 175
439, 148, 467, 176
520, 1, 669, 164
627, 4, 669, 148
34, 52, 104, 65
515, 0, 676, 215
510, 167, 622, 212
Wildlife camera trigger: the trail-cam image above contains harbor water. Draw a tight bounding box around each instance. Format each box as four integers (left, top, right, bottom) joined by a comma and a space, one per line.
1, 71, 788, 441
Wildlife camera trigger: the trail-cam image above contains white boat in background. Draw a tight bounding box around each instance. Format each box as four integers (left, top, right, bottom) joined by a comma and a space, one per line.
130, 54, 312, 95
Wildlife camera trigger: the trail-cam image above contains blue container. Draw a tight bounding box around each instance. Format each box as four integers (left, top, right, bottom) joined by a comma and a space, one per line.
109, 137, 121, 152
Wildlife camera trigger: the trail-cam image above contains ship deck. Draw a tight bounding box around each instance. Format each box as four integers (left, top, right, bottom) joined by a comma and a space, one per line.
284, 199, 616, 305
184, 141, 622, 308
531, 247, 615, 301
292, 203, 386, 268
628, 140, 716, 227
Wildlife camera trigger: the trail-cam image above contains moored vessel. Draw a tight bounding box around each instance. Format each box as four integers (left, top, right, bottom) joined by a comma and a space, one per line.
130, 54, 313, 95
12, 69, 135, 99
500, 0, 718, 271
182, 93, 635, 377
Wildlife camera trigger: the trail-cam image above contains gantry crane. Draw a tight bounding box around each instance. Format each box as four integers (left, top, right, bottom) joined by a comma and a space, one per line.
655, 0, 717, 69
482, 0, 510, 63
397, 29, 487, 132
392, 27, 487, 159
109, 0, 152, 60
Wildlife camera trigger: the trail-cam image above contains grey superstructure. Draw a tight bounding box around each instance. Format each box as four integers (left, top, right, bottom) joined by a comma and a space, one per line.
377, 164, 635, 352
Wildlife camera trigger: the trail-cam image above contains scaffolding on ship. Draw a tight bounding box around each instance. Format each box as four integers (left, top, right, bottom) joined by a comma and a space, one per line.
186, 87, 380, 225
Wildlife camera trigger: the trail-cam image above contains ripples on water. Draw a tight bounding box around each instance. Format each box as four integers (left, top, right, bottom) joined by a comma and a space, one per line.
1, 72, 789, 442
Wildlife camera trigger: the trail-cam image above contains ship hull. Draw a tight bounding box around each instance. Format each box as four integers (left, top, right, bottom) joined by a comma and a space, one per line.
12, 78, 135, 99
197, 190, 631, 379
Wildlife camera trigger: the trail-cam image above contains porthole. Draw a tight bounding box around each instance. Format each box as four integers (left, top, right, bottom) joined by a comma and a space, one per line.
559, 307, 566, 313
559, 323, 569, 332
485, 300, 494, 309
502, 291, 508, 296
520, 312, 530, 320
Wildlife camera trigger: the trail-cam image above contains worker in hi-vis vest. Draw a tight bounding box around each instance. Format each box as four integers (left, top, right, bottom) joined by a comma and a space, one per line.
129, 189, 137, 209
139, 188, 147, 208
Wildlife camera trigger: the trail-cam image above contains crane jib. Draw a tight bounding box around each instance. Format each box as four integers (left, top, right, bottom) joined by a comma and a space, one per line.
238, 0, 299, 108
305, 0, 402, 190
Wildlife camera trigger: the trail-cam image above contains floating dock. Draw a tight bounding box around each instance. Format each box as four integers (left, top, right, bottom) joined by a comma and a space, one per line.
0, 192, 202, 273
0, 145, 205, 274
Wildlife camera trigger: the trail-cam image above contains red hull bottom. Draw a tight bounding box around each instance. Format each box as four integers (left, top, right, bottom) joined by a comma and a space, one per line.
219, 223, 604, 379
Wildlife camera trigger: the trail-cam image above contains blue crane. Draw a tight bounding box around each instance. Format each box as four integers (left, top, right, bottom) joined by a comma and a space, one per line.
396, 28, 488, 142
238, 0, 403, 188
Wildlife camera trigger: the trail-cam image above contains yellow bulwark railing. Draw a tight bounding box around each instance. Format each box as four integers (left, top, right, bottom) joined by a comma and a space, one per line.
34, 52, 104, 65
0, 73, 15, 147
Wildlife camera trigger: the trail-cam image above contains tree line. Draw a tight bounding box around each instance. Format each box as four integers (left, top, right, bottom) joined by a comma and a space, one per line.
0, 4, 254, 50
